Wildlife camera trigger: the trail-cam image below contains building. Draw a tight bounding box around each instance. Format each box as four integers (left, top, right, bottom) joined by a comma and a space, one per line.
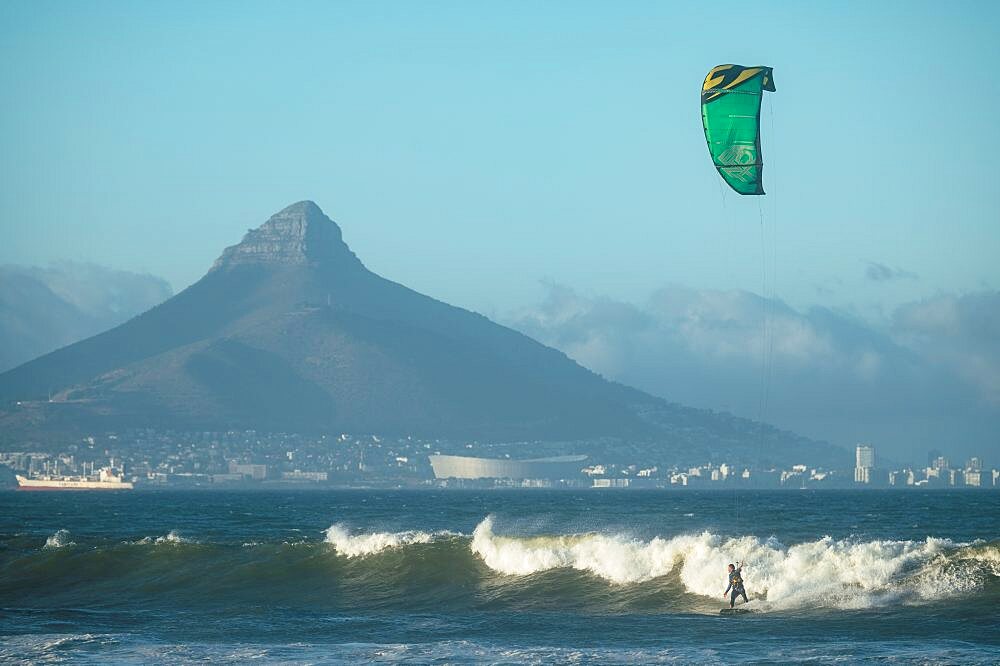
889, 469, 915, 486
855, 444, 875, 484
428, 454, 587, 481
228, 462, 268, 481
281, 471, 328, 482
592, 478, 630, 488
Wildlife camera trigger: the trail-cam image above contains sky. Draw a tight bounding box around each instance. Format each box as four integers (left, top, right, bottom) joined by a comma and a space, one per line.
2, 1, 998, 463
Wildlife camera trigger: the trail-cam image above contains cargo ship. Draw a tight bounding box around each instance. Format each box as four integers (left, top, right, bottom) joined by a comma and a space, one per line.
16, 465, 134, 491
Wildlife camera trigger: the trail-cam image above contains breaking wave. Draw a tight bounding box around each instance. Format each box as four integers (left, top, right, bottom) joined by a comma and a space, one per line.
324, 524, 441, 557
469, 517, 999, 610
128, 530, 194, 546
42, 529, 74, 549
7, 519, 998, 614
471, 516, 682, 583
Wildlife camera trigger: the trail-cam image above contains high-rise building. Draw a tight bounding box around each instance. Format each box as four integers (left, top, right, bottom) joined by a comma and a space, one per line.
967, 457, 983, 472
855, 444, 875, 484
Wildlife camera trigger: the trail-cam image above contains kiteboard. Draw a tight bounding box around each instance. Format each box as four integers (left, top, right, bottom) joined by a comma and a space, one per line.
719, 607, 752, 615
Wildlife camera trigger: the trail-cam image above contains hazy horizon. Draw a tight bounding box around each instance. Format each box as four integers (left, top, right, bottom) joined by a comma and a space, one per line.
3, 198, 996, 466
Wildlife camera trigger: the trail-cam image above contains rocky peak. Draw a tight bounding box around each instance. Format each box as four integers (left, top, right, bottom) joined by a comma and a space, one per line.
212, 201, 363, 270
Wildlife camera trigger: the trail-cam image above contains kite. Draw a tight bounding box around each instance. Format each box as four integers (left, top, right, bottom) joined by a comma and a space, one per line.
701, 64, 775, 195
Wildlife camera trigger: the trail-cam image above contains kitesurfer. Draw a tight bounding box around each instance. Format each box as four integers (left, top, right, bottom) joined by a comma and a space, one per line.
724, 562, 749, 608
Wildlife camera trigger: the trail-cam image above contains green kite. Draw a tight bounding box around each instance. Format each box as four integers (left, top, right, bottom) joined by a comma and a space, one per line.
701, 64, 776, 195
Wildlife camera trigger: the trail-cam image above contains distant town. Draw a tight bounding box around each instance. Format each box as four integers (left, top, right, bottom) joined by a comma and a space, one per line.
1, 429, 995, 492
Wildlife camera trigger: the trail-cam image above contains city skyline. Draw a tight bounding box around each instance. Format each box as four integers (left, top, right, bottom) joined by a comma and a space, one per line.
4, 427, 996, 492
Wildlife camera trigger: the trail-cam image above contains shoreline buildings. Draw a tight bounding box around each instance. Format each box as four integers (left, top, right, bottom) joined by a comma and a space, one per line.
1, 431, 997, 491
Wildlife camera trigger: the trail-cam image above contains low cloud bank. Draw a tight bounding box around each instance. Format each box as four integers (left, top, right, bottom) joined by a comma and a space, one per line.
508, 285, 1000, 464
0, 262, 173, 372
893, 292, 1000, 406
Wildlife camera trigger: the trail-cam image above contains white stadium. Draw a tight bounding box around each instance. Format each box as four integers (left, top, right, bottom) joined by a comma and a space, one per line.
428, 454, 588, 480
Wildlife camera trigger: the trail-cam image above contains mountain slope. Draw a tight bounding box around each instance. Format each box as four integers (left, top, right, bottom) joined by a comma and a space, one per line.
0, 203, 654, 438
0, 201, 846, 466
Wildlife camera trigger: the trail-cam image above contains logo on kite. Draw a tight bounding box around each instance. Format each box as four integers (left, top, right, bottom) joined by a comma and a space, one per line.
701, 64, 775, 195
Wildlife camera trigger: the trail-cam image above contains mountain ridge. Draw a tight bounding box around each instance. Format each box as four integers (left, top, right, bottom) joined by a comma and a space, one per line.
0, 201, 847, 466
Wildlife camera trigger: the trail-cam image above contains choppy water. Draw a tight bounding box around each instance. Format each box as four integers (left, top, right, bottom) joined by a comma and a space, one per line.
1, 490, 998, 663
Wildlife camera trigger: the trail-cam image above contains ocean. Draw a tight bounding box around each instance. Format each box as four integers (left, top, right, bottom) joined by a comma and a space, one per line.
1, 489, 997, 664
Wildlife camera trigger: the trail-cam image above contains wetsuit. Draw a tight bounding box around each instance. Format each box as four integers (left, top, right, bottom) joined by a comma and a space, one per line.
725, 567, 748, 607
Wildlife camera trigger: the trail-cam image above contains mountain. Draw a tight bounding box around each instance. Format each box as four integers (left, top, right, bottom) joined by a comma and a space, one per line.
0, 202, 846, 466
0, 264, 172, 372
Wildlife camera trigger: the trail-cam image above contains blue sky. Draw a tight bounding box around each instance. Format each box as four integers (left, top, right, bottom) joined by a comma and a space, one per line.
2, 1, 998, 460
3, 1, 997, 311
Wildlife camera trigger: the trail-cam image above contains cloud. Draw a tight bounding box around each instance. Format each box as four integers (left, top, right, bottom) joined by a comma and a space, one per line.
0, 263, 172, 372
13, 262, 173, 319
507, 284, 999, 463
893, 292, 1000, 405
865, 262, 918, 282
513, 284, 903, 386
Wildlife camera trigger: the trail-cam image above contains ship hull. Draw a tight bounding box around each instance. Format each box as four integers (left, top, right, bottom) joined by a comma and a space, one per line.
15, 476, 133, 491
16, 485, 133, 491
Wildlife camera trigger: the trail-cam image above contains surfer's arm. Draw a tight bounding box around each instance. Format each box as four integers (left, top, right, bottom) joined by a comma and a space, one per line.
724, 581, 732, 595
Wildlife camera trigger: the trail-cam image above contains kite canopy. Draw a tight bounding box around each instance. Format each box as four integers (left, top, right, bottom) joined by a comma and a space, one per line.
701, 64, 775, 195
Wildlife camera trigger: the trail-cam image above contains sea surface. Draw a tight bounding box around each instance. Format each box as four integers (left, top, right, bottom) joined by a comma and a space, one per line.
1, 489, 998, 664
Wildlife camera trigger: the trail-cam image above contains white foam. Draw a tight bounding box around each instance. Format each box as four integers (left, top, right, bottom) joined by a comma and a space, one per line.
471, 516, 686, 583
470, 518, 991, 609
674, 533, 959, 610
955, 542, 1000, 571
129, 530, 192, 545
43, 529, 74, 549
912, 541, 1000, 600
324, 524, 436, 558
155, 530, 189, 544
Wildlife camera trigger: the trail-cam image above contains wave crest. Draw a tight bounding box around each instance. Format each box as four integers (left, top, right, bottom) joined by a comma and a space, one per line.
43, 529, 74, 549
324, 524, 437, 558
471, 516, 682, 583
677, 533, 957, 610
470, 518, 996, 609
128, 530, 193, 545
